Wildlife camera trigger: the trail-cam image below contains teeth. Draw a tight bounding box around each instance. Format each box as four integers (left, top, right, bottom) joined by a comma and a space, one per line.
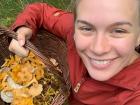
92, 60, 110, 65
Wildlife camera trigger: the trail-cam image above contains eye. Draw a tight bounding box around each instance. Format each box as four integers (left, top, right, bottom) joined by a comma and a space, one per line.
110, 28, 129, 38
112, 28, 128, 34
79, 26, 93, 32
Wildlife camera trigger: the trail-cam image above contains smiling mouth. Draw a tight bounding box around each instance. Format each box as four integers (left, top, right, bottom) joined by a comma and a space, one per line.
91, 59, 111, 64
89, 58, 117, 70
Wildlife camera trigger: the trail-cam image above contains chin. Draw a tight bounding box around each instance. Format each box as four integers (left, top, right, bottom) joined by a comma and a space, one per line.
90, 75, 112, 81
88, 70, 116, 81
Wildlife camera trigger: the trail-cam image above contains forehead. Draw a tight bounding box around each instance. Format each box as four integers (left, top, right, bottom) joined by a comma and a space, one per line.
77, 0, 138, 9
76, 0, 139, 25
77, 0, 138, 14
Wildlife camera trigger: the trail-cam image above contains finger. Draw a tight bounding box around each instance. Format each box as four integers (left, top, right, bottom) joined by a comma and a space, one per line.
17, 33, 26, 47
16, 27, 32, 46
15, 48, 29, 57
9, 39, 29, 57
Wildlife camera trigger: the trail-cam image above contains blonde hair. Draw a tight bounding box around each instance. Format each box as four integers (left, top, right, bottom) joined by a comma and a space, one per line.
73, 0, 80, 21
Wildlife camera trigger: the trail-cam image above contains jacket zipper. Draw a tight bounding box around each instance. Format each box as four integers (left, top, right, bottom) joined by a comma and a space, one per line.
74, 78, 85, 93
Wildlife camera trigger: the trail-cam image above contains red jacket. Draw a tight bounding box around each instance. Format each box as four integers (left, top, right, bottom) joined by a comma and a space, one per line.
11, 3, 140, 105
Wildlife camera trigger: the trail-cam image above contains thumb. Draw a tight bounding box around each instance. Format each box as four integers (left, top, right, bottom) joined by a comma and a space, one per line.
16, 27, 32, 47
18, 39, 25, 47
17, 33, 26, 47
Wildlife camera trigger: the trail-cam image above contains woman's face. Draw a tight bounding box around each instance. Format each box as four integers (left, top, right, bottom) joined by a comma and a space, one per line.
74, 0, 140, 81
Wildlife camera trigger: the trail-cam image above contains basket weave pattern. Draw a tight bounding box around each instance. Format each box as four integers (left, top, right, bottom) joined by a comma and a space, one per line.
0, 27, 70, 105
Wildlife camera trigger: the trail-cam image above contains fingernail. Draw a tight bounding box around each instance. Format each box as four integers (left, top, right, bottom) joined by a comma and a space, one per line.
19, 40, 24, 46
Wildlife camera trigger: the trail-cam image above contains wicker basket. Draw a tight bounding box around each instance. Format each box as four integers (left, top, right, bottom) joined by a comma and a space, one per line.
0, 26, 71, 105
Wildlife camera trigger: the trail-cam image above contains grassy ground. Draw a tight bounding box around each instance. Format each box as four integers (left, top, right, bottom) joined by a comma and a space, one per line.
0, 0, 73, 26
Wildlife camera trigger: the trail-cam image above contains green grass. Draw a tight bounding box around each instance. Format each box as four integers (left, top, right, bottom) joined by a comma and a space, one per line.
0, 0, 73, 26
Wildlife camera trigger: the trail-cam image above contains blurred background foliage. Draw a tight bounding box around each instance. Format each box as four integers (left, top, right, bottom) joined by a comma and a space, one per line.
0, 0, 74, 26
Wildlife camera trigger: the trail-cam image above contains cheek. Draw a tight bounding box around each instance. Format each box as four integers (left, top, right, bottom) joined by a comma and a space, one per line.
74, 33, 91, 51
112, 38, 137, 56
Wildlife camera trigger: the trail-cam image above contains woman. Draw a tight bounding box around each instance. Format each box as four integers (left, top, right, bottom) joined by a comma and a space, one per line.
9, 0, 140, 104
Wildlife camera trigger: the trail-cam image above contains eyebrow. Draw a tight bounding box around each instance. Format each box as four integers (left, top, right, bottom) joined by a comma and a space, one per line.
76, 20, 133, 27
76, 20, 94, 27
110, 22, 133, 27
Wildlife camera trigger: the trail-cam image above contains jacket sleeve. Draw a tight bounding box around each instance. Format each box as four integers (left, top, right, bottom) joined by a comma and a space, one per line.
11, 3, 74, 40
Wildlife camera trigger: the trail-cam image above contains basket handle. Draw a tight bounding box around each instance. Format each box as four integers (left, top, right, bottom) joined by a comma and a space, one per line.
0, 26, 56, 68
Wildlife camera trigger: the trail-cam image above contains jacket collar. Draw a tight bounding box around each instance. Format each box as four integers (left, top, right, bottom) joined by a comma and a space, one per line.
104, 58, 140, 90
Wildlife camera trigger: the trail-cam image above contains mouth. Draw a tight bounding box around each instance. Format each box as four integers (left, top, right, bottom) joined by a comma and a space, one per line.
89, 57, 117, 70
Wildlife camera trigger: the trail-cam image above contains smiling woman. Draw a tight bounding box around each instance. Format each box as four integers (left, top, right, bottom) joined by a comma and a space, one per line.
74, 0, 140, 81
5, 0, 140, 104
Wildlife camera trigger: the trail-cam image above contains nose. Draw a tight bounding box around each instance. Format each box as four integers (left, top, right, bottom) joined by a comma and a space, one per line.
90, 33, 111, 55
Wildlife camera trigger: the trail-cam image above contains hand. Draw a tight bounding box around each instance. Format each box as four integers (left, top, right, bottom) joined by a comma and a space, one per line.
9, 26, 32, 57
